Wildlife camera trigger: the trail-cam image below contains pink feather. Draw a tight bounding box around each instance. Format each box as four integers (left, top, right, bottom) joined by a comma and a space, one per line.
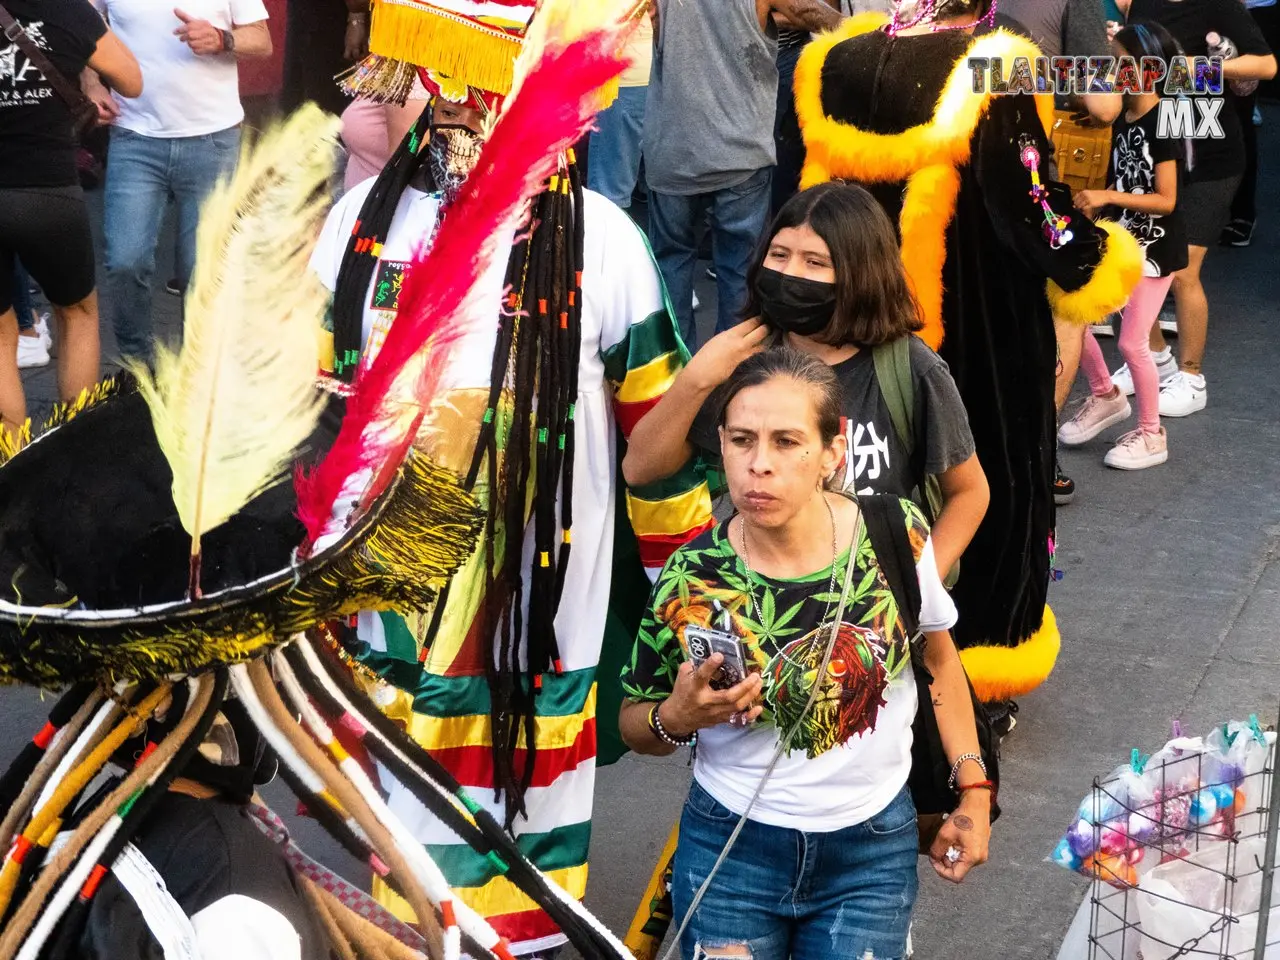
296, 26, 629, 548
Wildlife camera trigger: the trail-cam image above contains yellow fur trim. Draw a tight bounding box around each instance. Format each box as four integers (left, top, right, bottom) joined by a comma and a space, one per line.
796, 25, 1053, 188
960, 605, 1061, 703
899, 164, 962, 350
1047, 220, 1145, 325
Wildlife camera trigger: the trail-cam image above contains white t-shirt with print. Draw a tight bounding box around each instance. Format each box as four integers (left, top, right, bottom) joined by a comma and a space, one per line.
695, 536, 959, 834
92, 0, 268, 137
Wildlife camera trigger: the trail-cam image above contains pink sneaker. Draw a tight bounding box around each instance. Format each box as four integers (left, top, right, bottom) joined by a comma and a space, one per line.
1058, 391, 1131, 446
1104, 428, 1168, 470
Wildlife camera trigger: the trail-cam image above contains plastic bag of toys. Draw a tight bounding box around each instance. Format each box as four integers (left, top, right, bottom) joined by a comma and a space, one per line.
1051, 755, 1157, 889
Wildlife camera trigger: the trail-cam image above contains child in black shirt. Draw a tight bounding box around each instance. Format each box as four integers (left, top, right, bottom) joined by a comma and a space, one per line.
1061, 22, 1189, 470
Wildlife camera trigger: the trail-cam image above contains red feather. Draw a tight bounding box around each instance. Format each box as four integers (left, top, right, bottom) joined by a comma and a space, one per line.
296, 26, 629, 548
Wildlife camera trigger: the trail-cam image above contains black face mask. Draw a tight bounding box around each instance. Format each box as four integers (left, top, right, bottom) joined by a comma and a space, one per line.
754, 268, 838, 336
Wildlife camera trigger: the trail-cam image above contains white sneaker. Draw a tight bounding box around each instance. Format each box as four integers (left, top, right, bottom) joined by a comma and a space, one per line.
1111, 351, 1178, 396
1159, 371, 1206, 417
1104, 427, 1168, 470
1159, 308, 1178, 335
1059, 390, 1132, 445
16, 334, 50, 369
33, 312, 51, 351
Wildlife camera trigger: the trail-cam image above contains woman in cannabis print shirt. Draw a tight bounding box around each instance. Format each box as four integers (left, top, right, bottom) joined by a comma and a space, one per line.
619, 349, 990, 960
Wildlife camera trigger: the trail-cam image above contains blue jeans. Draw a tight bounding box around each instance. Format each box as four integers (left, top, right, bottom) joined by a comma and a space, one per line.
647, 167, 772, 348
102, 126, 241, 362
673, 780, 919, 960
588, 85, 646, 209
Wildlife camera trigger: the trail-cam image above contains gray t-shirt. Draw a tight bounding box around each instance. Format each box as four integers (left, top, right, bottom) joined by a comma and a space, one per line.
993, 0, 1107, 59
644, 0, 779, 196
692, 338, 976, 500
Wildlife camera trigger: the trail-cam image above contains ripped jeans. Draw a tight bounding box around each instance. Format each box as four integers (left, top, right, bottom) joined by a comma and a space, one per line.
672, 781, 919, 960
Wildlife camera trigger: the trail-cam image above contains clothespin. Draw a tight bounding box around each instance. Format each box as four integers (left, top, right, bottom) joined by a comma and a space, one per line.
1131, 748, 1149, 774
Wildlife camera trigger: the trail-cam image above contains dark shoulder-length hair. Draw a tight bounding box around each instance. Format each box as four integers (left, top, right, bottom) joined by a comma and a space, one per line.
743, 182, 924, 349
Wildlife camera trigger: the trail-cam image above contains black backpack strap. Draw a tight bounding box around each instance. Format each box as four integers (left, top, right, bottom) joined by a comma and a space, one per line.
860, 495, 925, 664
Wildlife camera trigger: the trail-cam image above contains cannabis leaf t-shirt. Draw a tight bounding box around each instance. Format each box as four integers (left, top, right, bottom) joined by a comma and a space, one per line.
622, 499, 958, 832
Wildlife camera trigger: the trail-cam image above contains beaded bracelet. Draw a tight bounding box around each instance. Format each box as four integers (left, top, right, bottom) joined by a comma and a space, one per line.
948, 752, 987, 791
649, 701, 696, 747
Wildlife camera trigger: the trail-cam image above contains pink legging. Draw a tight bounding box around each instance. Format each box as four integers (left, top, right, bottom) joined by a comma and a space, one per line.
1081, 274, 1174, 434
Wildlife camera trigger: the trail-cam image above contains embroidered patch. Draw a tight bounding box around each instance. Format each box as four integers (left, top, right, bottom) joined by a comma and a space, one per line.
369, 259, 411, 312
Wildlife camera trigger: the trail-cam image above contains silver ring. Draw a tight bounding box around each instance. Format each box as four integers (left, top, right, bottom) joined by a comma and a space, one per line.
945, 846, 962, 864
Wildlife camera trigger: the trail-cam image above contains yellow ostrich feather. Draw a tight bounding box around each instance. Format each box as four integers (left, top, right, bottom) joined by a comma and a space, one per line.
132, 105, 340, 596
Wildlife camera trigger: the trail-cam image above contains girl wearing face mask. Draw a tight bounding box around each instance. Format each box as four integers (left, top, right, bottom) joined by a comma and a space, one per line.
619, 348, 991, 959
623, 182, 989, 579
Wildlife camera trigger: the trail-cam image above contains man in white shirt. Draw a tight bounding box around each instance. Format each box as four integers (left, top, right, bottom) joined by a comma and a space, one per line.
82, 1, 271, 363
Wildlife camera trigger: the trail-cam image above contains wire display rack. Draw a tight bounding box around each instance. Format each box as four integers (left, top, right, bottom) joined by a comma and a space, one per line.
1084, 722, 1280, 960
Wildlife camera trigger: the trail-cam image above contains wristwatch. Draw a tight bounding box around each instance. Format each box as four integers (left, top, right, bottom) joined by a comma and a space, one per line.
220, 28, 235, 53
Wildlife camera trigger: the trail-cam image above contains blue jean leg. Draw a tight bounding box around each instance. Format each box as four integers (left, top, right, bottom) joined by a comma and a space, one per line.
791, 787, 919, 960
102, 128, 174, 362
648, 188, 710, 350
672, 780, 919, 960
709, 168, 772, 334
171, 127, 241, 288
672, 781, 794, 960
588, 85, 647, 209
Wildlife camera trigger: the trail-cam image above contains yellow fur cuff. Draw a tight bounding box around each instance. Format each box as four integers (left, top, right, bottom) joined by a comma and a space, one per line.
959, 605, 1061, 703
1047, 220, 1144, 326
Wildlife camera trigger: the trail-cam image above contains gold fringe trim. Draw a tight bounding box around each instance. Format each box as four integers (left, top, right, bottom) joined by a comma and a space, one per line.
960, 605, 1061, 703
797, 22, 1054, 188
899, 164, 962, 350
0, 452, 483, 690
370, 0, 525, 97
0, 377, 126, 467
1047, 220, 1145, 325
338, 53, 420, 105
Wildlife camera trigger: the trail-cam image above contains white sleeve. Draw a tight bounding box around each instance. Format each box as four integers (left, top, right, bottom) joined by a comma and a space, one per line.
915, 537, 958, 633
229, 0, 269, 26
581, 189, 670, 358
309, 185, 368, 294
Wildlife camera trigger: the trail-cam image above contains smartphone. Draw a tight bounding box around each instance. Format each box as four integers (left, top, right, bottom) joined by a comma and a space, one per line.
684, 625, 748, 691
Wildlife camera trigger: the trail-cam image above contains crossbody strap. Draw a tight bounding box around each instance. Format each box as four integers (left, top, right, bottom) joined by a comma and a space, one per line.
0, 4, 94, 116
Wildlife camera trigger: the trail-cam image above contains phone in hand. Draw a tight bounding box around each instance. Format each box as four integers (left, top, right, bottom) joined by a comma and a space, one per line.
684, 625, 749, 692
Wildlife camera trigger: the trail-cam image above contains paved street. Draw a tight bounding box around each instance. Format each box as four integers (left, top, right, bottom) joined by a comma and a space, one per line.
6, 106, 1279, 958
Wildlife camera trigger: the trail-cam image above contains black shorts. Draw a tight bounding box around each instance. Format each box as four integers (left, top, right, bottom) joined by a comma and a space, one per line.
1182, 175, 1242, 248
0, 185, 96, 314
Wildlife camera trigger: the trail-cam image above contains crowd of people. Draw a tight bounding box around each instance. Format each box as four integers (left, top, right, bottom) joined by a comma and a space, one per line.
0, 0, 1274, 958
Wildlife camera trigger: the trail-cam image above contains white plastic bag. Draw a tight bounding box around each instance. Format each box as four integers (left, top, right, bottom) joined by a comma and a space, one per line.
1136, 838, 1280, 959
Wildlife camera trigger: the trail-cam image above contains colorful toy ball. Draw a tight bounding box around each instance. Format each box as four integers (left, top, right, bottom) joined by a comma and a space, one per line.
1211, 783, 1236, 812
1079, 792, 1122, 825
1054, 837, 1084, 872
1128, 810, 1158, 843
1068, 819, 1098, 858
1235, 789, 1249, 815
1100, 825, 1129, 856
1190, 789, 1219, 826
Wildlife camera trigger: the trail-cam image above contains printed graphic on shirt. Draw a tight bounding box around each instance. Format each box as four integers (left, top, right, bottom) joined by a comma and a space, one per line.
0, 21, 52, 109
622, 500, 930, 759
833, 417, 892, 496
1113, 125, 1166, 273
369, 259, 411, 313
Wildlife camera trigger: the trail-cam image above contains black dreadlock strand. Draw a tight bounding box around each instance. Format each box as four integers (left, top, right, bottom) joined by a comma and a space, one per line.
331, 104, 436, 383
333, 134, 586, 828
42, 672, 230, 959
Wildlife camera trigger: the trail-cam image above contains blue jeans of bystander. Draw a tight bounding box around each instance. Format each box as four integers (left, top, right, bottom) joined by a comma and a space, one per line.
102, 126, 241, 362
647, 167, 772, 349
588, 85, 647, 209
672, 780, 919, 960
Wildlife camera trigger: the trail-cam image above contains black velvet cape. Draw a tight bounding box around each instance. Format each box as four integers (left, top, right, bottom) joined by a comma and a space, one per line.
797, 16, 1142, 700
